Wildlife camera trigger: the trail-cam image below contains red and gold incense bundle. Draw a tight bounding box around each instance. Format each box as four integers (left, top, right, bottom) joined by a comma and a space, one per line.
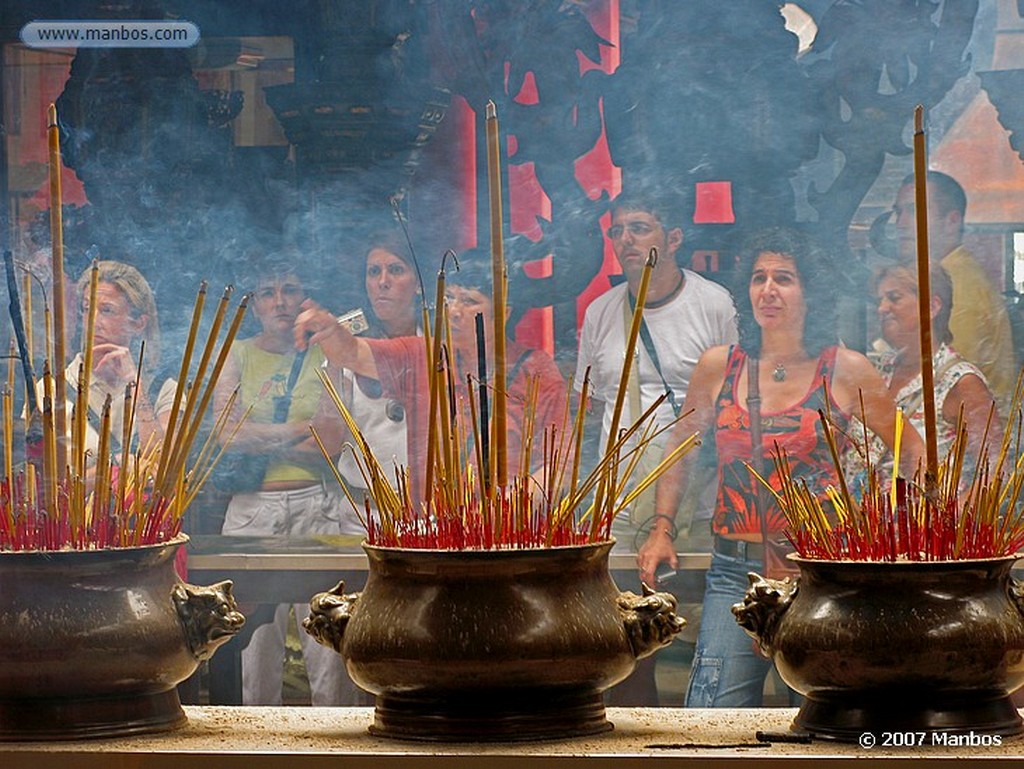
0, 105, 249, 551
763, 106, 1024, 562
762, 392, 1024, 561
311, 104, 698, 549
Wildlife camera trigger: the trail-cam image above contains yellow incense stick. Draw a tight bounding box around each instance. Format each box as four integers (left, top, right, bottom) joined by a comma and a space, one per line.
590, 249, 657, 537
890, 407, 903, 512
912, 105, 939, 489
158, 281, 207, 480
2, 388, 12, 486
47, 104, 68, 479
485, 101, 509, 489
425, 264, 447, 503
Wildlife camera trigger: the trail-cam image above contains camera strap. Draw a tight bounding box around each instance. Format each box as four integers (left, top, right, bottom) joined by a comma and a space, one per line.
271, 348, 307, 424
624, 291, 681, 418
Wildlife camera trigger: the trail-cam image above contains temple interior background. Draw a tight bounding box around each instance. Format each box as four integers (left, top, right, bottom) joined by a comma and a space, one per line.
3, 0, 1024, 360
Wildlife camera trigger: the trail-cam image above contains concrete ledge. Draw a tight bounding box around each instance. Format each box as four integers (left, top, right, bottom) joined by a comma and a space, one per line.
3, 707, 1024, 768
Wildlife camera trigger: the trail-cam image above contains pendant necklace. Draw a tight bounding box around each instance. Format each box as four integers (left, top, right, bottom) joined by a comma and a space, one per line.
772, 363, 787, 382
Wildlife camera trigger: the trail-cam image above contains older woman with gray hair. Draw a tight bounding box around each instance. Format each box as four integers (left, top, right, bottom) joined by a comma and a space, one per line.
844, 263, 1001, 487
53, 260, 177, 461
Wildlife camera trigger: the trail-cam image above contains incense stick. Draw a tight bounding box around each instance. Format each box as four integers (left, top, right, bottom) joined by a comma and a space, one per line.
913, 105, 939, 493
590, 248, 657, 538
46, 104, 68, 478
485, 101, 509, 489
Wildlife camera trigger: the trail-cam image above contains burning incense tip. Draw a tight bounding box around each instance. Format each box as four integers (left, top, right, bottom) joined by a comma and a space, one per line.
486, 100, 496, 120
914, 104, 924, 133
47, 104, 57, 128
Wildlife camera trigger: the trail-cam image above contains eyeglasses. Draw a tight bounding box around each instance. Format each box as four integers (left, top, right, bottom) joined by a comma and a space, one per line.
606, 221, 659, 240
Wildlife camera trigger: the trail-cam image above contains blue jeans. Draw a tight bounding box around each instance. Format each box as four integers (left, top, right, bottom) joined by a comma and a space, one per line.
685, 547, 776, 707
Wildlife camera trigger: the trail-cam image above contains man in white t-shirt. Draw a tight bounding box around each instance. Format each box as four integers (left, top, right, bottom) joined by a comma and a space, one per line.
576, 188, 737, 553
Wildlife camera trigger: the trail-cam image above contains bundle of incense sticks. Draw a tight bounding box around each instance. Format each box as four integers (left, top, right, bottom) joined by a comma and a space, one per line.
0, 281, 250, 551
311, 244, 700, 550
306, 101, 701, 549
762, 382, 1024, 561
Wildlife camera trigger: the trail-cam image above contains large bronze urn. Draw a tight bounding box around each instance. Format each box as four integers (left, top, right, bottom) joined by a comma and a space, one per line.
734, 556, 1024, 741
0, 534, 244, 740
304, 540, 685, 741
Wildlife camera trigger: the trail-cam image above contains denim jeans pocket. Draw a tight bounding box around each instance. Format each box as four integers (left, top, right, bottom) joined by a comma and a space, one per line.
685, 653, 722, 707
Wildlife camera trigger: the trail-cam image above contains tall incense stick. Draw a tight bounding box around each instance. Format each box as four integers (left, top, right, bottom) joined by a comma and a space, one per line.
425, 260, 449, 506
590, 249, 658, 537
22, 270, 33, 401
485, 100, 508, 489
475, 311, 491, 495
76, 262, 100, 481
913, 105, 939, 491
47, 104, 68, 478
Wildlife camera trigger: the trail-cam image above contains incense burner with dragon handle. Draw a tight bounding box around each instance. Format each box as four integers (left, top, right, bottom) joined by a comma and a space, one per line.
0, 534, 245, 740
733, 557, 1024, 741
304, 540, 685, 741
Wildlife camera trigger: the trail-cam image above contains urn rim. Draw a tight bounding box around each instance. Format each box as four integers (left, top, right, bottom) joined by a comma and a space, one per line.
361, 538, 616, 558
0, 532, 188, 560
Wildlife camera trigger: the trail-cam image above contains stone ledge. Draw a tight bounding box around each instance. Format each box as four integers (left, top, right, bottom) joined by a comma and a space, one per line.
3, 707, 1024, 768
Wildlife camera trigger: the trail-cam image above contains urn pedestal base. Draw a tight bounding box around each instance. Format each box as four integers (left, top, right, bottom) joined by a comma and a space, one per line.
795, 692, 1024, 741
371, 689, 611, 742
0, 689, 187, 741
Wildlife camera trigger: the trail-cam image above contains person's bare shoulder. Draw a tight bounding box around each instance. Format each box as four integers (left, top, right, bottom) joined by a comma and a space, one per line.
833, 346, 876, 379
697, 344, 731, 369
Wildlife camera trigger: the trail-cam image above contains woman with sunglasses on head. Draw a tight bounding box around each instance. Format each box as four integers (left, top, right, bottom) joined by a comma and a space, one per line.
637, 227, 924, 708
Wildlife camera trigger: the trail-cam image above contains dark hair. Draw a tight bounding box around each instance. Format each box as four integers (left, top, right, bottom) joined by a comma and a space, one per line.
364, 229, 416, 269
733, 227, 837, 358
250, 249, 308, 293
900, 170, 967, 220
446, 247, 494, 293
610, 185, 684, 231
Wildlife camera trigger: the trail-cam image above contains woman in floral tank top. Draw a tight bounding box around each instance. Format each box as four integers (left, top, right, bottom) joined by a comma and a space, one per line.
638, 228, 923, 707
842, 264, 1001, 494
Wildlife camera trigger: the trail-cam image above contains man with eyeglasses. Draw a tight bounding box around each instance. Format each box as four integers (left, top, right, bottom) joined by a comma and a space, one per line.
575, 187, 737, 554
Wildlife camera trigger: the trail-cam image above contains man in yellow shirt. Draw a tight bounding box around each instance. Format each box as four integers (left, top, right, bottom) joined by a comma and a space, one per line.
891, 170, 1017, 408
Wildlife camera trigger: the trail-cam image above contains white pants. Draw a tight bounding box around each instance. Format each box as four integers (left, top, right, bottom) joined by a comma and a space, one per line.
222, 484, 368, 705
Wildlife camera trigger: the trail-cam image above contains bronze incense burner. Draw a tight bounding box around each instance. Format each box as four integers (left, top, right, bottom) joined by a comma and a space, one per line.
0, 535, 244, 740
735, 556, 1024, 741
305, 540, 684, 741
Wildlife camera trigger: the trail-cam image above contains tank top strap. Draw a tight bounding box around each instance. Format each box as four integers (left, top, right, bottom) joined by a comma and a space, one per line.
813, 345, 839, 383
808, 345, 847, 424
716, 345, 745, 409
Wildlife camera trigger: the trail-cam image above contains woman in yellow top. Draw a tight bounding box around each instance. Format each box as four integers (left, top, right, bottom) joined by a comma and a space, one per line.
213, 256, 345, 706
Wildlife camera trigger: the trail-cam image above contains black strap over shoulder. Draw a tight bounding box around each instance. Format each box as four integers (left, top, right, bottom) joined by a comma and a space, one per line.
625, 291, 681, 417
